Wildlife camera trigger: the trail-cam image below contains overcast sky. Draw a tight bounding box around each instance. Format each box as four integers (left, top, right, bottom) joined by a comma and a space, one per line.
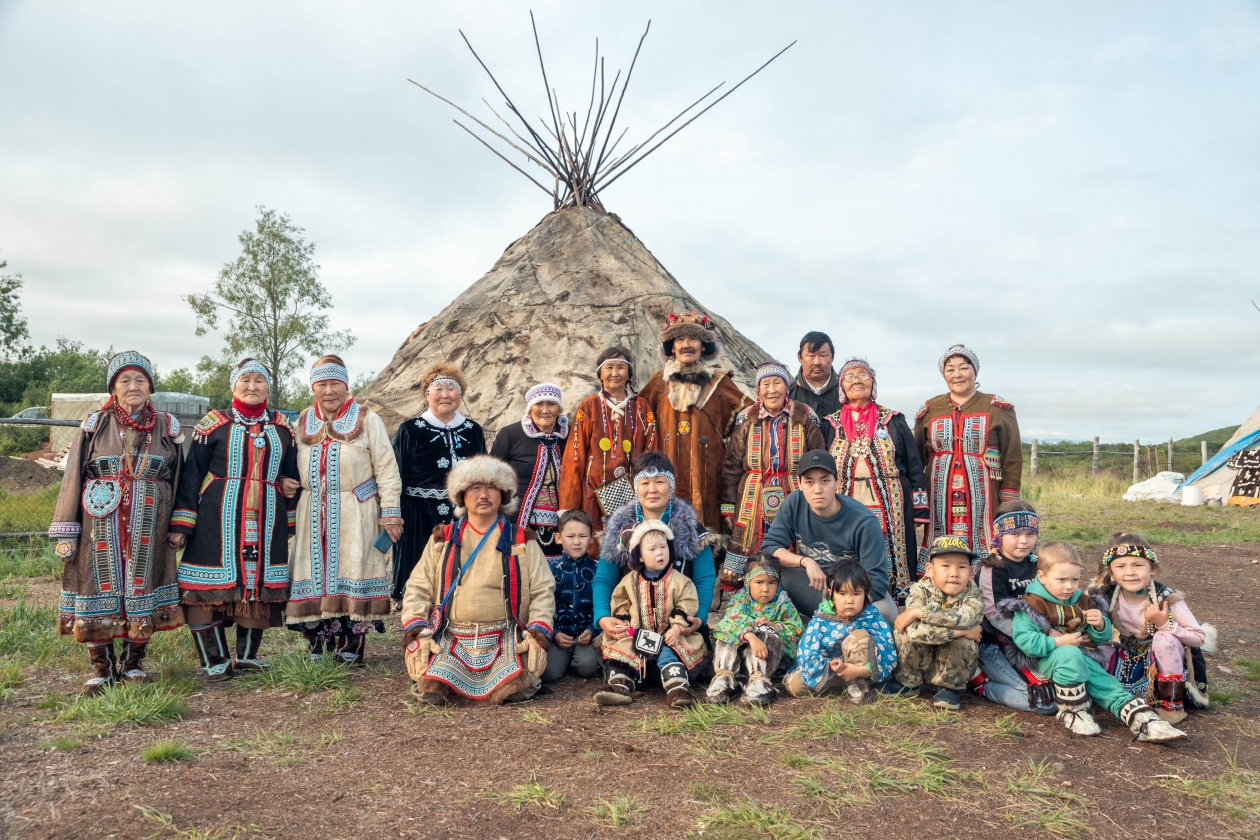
1, 1, 1256, 442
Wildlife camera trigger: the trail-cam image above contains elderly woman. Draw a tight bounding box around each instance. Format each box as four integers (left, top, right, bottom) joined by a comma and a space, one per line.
913, 344, 1022, 569
391, 363, 486, 603
401, 455, 556, 705
719, 362, 825, 588
594, 451, 718, 639
50, 351, 185, 693
821, 358, 927, 602
491, 383, 569, 557
559, 347, 658, 534
170, 358, 300, 680
287, 355, 403, 665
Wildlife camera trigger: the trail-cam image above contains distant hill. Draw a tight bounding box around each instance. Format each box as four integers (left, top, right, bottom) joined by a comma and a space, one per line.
1177, 425, 1240, 451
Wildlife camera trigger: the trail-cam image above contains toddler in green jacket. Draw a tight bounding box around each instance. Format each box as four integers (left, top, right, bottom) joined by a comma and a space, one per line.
999, 541, 1185, 743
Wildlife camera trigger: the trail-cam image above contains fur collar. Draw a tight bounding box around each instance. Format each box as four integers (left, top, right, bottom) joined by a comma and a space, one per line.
664, 358, 720, 385
996, 592, 1109, 635
298, 401, 365, 445
662, 360, 732, 412
601, 496, 704, 568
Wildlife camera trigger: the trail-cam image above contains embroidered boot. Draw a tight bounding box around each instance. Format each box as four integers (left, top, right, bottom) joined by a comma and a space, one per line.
83, 641, 118, 695
118, 640, 149, 683
1154, 674, 1188, 724
1118, 697, 1186, 743
234, 627, 268, 671
302, 629, 328, 661
740, 647, 777, 707
191, 622, 234, 681
1054, 682, 1100, 736
336, 628, 367, 667
594, 666, 635, 706
704, 641, 741, 704
662, 662, 694, 708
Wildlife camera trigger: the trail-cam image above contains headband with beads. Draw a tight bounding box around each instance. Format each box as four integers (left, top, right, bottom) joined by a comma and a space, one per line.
1102, 543, 1158, 567
230, 360, 272, 390
427, 376, 462, 394
309, 363, 349, 386
991, 511, 1039, 548
634, 466, 675, 495
746, 561, 780, 582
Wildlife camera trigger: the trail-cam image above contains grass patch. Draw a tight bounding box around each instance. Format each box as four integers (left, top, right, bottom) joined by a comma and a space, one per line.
637, 702, 770, 736
402, 698, 453, 717
689, 782, 733, 804
781, 695, 955, 740
989, 713, 1027, 738
0, 547, 61, 579
0, 594, 78, 669
141, 739, 196, 763
235, 651, 349, 695
520, 709, 553, 724
1210, 688, 1241, 706
320, 685, 363, 712
1232, 658, 1260, 683
694, 795, 819, 840
0, 657, 25, 702
57, 681, 191, 727
43, 734, 81, 751
484, 771, 565, 813
581, 750, 604, 761
0, 577, 28, 598
222, 727, 306, 768
586, 794, 647, 828
1004, 758, 1089, 839
1158, 746, 1260, 821
135, 804, 272, 839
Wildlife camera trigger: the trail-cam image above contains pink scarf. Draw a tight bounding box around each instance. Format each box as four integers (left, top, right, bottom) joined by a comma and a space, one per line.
841, 401, 879, 441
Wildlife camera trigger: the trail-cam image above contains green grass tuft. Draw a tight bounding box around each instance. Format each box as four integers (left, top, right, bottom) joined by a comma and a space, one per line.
0, 657, 25, 702
234, 651, 350, 695
222, 727, 306, 767
0, 594, 79, 669
782, 695, 955, 740
989, 713, 1027, 738
1232, 658, 1260, 683
1158, 746, 1260, 822
57, 681, 191, 727
520, 708, 552, 724
586, 794, 647, 828
1004, 758, 1089, 839
484, 771, 565, 813
141, 739, 196, 763
43, 734, 81, 751
134, 804, 272, 839
637, 701, 770, 736
321, 685, 363, 712
689, 782, 733, 804
694, 795, 819, 840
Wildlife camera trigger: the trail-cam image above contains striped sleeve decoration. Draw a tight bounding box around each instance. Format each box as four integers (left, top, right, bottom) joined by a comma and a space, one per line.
170, 509, 198, 529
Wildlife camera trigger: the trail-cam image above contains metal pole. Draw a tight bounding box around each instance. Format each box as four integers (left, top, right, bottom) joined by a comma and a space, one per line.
1133, 439, 1139, 484
1031, 439, 1038, 477
1092, 436, 1099, 477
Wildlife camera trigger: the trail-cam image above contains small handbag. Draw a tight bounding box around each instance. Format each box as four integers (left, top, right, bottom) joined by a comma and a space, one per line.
594, 475, 634, 518
632, 628, 664, 658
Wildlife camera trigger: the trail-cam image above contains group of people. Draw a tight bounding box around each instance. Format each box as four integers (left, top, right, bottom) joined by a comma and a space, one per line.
50, 313, 1210, 746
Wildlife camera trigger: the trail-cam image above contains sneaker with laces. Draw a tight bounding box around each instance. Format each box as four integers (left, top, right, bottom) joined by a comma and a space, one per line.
932, 688, 961, 710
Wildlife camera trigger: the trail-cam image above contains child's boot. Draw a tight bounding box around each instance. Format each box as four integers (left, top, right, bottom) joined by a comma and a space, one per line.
739, 646, 777, 706
1154, 674, 1187, 724
661, 662, 694, 708
1054, 682, 1100, 736
234, 627, 269, 671
1118, 697, 1186, 743
594, 665, 635, 706
846, 677, 876, 705
705, 641, 740, 704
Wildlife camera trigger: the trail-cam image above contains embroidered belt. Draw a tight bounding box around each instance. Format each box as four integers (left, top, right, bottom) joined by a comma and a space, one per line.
406, 487, 447, 499
424, 619, 523, 700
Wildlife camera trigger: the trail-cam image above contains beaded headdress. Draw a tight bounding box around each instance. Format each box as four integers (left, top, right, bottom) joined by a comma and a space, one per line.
839, 357, 878, 401
755, 362, 790, 388
427, 376, 461, 394
745, 559, 780, 582
938, 344, 979, 376
634, 465, 676, 495
1101, 543, 1158, 567
991, 511, 1039, 548
525, 382, 563, 410
230, 359, 272, 390
107, 350, 154, 391
309, 362, 349, 387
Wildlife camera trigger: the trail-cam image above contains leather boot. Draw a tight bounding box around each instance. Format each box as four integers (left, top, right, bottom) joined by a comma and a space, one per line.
1119, 697, 1186, 743
234, 627, 268, 671
303, 629, 328, 660
1155, 674, 1188, 723
83, 641, 117, 695
1054, 682, 1100, 736
704, 641, 740, 704
119, 640, 149, 683
594, 665, 635, 706
336, 629, 367, 667
191, 622, 234, 681
661, 661, 694, 708
740, 645, 777, 706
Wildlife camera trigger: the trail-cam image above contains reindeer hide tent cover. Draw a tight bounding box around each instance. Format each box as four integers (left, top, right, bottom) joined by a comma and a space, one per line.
357, 206, 772, 436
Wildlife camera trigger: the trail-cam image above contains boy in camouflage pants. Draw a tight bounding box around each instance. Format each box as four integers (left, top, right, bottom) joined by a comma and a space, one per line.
890, 536, 984, 710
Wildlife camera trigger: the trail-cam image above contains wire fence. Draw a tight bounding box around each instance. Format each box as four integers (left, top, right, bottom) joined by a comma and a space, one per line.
0, 418, 75, 552
1023, 436, 1218, 484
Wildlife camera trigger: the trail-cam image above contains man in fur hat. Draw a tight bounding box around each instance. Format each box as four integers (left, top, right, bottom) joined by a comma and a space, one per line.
400, 455, 556, 705
639, 313, 752, 531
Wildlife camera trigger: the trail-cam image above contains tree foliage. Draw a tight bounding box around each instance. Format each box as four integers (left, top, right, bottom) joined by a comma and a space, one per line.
0, 256, 31, 360
186, 207, 354, 406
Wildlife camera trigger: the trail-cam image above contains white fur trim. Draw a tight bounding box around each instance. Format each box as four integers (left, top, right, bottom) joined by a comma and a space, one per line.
628, 519, 674, 552
1200, 622, 1218, 656
446, 455, 519, 516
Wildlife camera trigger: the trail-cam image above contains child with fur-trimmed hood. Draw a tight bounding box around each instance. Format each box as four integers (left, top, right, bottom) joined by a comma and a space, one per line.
595, 520, 709, 708
1090, 532, 1213, 724
706, 553, 804, 706
999, 541, 1185, 743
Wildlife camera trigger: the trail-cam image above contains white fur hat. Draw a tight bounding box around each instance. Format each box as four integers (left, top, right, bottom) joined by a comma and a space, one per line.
628, 519, 674, 552
446, 455, 519, 518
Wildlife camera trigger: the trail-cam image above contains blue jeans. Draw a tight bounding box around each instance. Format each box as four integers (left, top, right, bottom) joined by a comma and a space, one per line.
978, 643, 1055, 714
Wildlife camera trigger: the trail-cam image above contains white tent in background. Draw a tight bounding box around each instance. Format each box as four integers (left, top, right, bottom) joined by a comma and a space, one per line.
1175, 403, 1260, 506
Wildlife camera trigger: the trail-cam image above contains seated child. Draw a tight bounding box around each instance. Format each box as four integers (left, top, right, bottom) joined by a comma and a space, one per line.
541, 510, 602, 684
1092, 532, 1212, 724
706, 553, 804, 706
891, 535, 984, 710
784, 560, 896, 705
594, 520, 709, 708
999, 540, 1185, 743
973, 502, 1056, 715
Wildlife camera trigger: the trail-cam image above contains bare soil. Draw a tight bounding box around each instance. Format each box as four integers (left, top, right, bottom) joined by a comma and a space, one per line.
0, 457, 60, 493
2, 544, 1258, 840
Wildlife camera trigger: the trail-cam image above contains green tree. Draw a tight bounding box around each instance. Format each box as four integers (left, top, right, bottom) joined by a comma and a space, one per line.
186, 207, 355, 407
0, 255, 31, 360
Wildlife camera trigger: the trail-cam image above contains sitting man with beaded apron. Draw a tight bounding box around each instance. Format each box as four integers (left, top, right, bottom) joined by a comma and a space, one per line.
400, 455, 556, 705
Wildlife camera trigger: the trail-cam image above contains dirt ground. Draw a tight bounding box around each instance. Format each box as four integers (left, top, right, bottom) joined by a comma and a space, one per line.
0, 458, 59, 493
2, 544, 1258, 840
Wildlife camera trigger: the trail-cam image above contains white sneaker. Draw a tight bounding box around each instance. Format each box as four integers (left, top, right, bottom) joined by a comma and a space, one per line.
1057, 708, 1101, 736
1131, 711, 1187, 743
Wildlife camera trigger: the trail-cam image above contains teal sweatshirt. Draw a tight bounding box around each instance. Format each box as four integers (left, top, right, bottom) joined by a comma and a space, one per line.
1010, 579, 1112, 661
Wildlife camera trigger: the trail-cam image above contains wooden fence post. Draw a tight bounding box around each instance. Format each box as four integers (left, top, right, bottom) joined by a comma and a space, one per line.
1133, 439, 1139, 484
1201, 440, 1208, 466
1092, 436, 1099, 477
1168, 438, 1174, 473
1031, 439, 1038, 477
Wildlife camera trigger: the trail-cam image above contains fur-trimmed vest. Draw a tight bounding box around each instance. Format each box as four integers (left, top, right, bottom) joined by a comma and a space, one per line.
995, 590, 1111, 673
601, 568, 708, 674
600, 497, 710, 576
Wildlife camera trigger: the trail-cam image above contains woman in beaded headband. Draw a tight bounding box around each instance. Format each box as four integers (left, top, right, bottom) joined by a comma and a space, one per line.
490, 382, 569, 558
390, 361, 486, 604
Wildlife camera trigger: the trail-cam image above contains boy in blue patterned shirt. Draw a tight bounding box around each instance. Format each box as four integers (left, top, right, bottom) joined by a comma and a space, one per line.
541, 510, 601, 683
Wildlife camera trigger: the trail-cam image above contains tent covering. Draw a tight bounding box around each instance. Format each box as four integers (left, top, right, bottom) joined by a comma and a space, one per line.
1176, 403, 1260, 506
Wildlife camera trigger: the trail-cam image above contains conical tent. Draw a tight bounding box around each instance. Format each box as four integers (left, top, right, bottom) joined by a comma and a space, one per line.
357, 206, 772, 435
1177, 402, 1260, 505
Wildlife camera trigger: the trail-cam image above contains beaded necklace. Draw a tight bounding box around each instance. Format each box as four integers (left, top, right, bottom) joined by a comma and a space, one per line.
597, 390, 636, 481
112, 400, 154, 484
231, 406, 271, 449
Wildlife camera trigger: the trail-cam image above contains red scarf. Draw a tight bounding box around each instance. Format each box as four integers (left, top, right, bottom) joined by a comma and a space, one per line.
232, 397, 267, 419
840, 400, 879, 441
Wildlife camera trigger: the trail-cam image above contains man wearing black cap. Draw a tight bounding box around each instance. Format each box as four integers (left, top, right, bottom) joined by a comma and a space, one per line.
761, 449, 898, 624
